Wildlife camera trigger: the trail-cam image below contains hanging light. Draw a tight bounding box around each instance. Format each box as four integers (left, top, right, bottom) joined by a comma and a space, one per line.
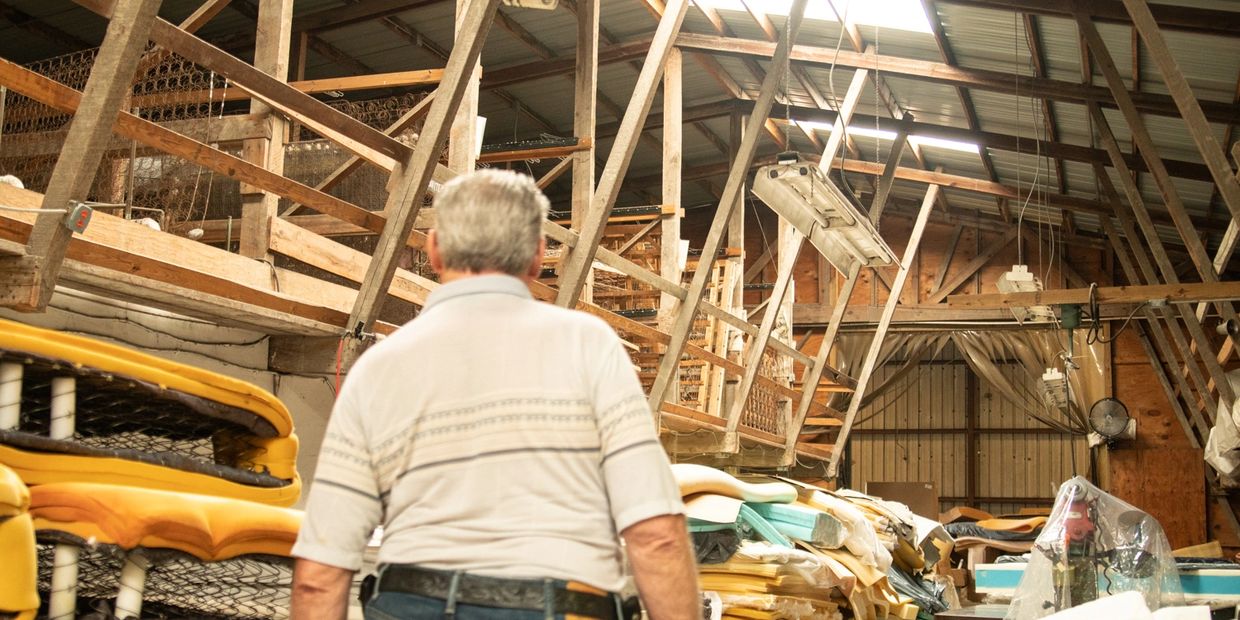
752, 158, 897, 273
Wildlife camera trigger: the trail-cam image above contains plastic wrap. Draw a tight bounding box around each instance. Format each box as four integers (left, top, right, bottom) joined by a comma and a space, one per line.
1005, 477, 1184, 619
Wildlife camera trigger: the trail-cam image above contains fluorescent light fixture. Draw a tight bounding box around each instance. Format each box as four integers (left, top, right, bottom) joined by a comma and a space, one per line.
752, 160, 897, 273
693, 0, 931, 33
996, 264, 1055, 324
798, 121, 980, 154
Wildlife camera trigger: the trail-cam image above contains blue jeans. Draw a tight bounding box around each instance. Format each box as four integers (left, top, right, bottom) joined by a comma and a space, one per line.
363, 592, 565, 620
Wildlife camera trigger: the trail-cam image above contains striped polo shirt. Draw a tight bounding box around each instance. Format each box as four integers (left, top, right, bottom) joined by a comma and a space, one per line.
292, 275, 684, 592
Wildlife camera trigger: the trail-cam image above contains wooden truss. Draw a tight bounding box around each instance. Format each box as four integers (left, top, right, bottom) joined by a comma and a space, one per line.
0, 0, 1237, 476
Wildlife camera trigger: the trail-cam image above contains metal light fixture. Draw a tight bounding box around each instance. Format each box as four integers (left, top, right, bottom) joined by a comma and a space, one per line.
751, 160, 897, 273
996, 264, 1055, 323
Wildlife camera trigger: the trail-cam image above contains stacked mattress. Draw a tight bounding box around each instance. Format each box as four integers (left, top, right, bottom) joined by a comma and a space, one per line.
675, 464, 955, 620
0, 318, 304, 618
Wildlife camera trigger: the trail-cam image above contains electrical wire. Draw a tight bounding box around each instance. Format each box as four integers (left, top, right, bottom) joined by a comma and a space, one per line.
1085, 282, 1147, 344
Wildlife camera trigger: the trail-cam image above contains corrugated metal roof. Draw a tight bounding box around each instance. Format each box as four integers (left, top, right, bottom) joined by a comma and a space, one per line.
2, 0, 1236, 239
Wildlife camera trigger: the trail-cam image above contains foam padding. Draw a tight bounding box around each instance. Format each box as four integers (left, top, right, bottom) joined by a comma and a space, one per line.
672, 464, 797, 503
0, 317, 292, 437
0, 460, 29, 518
974, 516, 1047, 533
0, 443, 301, 507
30, 482, 302, 561
0, 464, 37, 617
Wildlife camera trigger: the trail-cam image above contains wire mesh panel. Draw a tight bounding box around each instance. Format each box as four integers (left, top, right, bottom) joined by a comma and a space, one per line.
0, 353, 287, 488
36, 534, 292, 620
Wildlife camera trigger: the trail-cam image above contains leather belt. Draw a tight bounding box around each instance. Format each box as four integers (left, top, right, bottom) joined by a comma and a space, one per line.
374, 564, 638, 620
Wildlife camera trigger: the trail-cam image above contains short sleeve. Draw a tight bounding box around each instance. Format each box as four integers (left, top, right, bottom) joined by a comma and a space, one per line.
591, 336, 684, 532
291, 368, 384, 571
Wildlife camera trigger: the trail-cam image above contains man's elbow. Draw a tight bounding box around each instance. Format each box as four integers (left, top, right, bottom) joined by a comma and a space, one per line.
622, 514, 692, 555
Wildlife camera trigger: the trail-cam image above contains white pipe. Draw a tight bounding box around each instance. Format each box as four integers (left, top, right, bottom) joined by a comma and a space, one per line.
49, 376, 75, 439
0, 362, 20, 430
114, 552, 150, 619
48, 544, 80, 620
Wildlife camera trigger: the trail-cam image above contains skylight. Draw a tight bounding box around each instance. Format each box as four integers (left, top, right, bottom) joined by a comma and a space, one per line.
693, 0, 932, 34
797, 121, 980, 154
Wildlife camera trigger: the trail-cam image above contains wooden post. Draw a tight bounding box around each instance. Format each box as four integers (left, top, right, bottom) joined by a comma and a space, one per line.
344, 0, 500, 353
1087, 102, 1236, 410
782, 263, 861, 463
660, 47, 682, 407
15, 0, 163, 311
239, 0, 292, 259
725, 229, 806, 440
647, 0, 809, 411
571, 0, 598, 302
554, 0, 690, 306
1122, 0, 1240, 226
827, 183, 939, 477
449, 0, 481, 174
869, 115, 912, 225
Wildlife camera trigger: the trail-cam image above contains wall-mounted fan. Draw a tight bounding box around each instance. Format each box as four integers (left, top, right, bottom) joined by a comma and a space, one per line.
1089, 398, 1131, 440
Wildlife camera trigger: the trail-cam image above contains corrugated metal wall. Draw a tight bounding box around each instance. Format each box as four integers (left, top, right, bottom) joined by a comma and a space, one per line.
849, 358, 1088, 517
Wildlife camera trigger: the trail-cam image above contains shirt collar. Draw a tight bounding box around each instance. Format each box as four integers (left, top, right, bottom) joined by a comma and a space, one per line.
422, 274, 532, 313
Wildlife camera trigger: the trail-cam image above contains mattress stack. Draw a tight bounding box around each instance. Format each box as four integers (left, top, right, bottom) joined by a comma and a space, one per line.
0, 318, 303, 619
675, 464, 955, 620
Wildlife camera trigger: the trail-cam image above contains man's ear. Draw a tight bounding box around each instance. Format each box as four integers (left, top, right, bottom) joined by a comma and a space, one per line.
526, 237, 546, 280
427, 230, 444, 275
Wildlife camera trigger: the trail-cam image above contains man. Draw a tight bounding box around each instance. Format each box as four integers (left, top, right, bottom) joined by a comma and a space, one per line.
291, 170, 699, 620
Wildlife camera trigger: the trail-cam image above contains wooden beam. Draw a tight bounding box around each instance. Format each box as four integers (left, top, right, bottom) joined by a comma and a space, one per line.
0, 114, 271, 158
0, 57, 389, 239
783, 263, 860, 463
448, 0, 481, 174
238, 0, 292, 260
674, 33, 1240, 125
537, 157, 573, 190
936, 0, 1240, 39
660, 45, 683, 404
725, 229, 806, 435
948, 281, 1240, 309
1123, 0, 1240, 226
553, 0, 690, 305
16, 0, 164, 312
572, 0, 598, 255
292, 0, 445, 33
933, 224, 965, 294
828, 183, 939, 477
282, 92, 436, 217
869, 118, 911, 225
481, 38, 652, 91
925, 228, 1018, 304
647, 0, 810, 410
268, 217, 435, 307
344, 0, 500, 349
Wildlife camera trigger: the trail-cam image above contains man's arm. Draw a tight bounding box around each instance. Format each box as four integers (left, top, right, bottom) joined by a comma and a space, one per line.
291, 558, 354, 620
623, 514, 700, 620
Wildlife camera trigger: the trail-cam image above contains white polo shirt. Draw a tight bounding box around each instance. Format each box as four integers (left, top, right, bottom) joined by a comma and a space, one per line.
292, 275, 684, 592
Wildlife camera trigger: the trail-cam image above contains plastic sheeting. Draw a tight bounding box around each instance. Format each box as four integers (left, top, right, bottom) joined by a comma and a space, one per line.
821, 329, 1106, 436
1006, 477, 1183, 619
1205, 370, 1240, 484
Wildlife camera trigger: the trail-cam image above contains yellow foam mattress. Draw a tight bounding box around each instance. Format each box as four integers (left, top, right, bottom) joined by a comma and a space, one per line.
0, 317, 292, 436
0, 464, 37, 618
0, 443, 301, 507
30, 482, 302, 561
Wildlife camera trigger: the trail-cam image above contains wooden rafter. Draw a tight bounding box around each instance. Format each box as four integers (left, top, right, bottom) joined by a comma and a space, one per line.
344, 0, 500, 346
11, 0, 163, 312
646, 0, 810, 410
553, 0, 690, 304
675, 33, 1240, 124
936, 0, 1240, 39
921, 0, 1009, 215
828, 183, 940, 476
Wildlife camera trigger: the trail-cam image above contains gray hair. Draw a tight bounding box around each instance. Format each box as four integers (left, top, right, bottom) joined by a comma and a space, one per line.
432, 169, 550, 276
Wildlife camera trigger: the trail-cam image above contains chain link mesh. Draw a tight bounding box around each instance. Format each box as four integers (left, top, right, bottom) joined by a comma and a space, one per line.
36, 536, 292, 620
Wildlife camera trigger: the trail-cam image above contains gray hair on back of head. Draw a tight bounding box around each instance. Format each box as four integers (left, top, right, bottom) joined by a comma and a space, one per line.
432, 169, 550, 276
